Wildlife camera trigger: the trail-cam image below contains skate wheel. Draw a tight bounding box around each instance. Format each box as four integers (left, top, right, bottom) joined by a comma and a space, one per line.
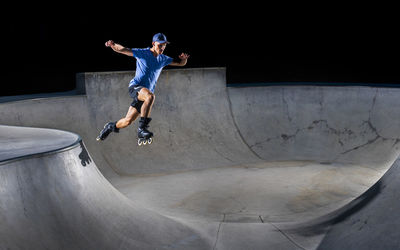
143, 139, 148, 145
147, 138, 153, 144
138, 138, 143, 146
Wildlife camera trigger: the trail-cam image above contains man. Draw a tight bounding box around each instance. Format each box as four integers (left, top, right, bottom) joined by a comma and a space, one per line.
96, 33, 190, 144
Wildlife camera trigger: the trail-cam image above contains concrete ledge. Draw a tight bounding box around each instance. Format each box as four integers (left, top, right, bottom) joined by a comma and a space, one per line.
0, 125, 81, 163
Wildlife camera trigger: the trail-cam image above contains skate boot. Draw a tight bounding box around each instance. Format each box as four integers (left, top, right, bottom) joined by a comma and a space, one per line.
137, 117, 153, 146
96, 122, 119, 141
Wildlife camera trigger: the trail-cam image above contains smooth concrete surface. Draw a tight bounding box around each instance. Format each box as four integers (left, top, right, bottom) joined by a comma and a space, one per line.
1, 68, 400, 249
0, 125, 80, 162
115, 161, 380, 223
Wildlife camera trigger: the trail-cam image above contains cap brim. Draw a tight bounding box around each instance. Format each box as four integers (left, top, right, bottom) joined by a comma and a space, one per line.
155, 40, 170, 44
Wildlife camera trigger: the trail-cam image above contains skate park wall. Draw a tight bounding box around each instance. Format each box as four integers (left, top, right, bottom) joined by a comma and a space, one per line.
228, 84, 400, 169
1, 68, 400, 178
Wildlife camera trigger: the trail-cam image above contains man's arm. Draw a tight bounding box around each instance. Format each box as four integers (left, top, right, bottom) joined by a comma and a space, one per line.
170, 53, 190, 66
105, 40, 133, 57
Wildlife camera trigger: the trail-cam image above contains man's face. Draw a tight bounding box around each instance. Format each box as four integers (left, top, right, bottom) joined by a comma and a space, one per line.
153, 41, 167, 54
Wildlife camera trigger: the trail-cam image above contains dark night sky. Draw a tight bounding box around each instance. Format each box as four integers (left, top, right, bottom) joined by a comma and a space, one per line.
3, 5, 400, 96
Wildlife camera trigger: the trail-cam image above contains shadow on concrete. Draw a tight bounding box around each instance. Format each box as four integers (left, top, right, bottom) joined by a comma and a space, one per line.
78, 141, 91, 167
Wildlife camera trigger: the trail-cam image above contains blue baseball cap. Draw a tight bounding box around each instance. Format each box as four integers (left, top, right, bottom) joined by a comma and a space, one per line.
152, 33, 170, 44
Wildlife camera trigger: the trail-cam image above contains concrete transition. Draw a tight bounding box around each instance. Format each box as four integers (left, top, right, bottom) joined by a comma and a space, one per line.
0, 68, 399, 249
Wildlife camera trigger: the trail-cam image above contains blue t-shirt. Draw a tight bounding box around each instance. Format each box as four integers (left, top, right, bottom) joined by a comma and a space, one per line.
129, 48, 173, 93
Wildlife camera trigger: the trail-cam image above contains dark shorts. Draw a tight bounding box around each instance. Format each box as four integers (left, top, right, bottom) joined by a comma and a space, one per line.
129, 85, 144, 113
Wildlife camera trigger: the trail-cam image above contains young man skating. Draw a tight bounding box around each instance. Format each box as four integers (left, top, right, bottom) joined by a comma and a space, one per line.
96, 33, 190, 144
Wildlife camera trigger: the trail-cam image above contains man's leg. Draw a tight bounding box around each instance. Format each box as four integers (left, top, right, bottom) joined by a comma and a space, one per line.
136, 88, 155, 140
137, 88, 155, 118
97, 106, 139, 141
116, 106, 140, 129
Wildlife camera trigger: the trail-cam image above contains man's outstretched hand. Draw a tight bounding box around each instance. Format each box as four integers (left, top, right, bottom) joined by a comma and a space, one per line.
179, 53, 190, 60
104, 40, 133, 56
169, 53, 190, 66
105, 40, 115, 47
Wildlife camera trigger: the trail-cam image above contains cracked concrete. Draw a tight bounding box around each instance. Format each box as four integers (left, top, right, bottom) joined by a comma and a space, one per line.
228, 86, 400, 168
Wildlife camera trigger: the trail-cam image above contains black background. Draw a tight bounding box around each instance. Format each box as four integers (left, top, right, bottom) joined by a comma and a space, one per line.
3, 5, 400, 96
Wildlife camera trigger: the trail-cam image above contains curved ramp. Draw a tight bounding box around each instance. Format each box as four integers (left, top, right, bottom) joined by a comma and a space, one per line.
318, 157, 400, 249
1, 68, 400, 249
0, 125, 210, 249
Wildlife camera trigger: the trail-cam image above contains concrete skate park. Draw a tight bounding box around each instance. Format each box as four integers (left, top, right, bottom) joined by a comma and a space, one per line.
1, 68, 399, 249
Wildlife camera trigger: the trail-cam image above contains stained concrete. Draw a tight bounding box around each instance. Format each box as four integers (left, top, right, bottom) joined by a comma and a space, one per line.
1, 68, 400, 249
